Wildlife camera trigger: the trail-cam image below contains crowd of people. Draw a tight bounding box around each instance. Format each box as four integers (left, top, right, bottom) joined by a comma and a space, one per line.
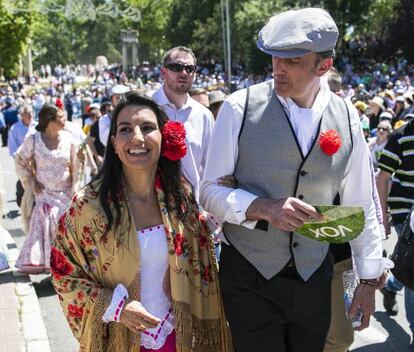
0, 6, 413, 352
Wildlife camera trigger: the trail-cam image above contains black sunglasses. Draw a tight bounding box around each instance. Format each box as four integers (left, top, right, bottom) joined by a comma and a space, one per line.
377, 127, 389, 132
164, 63, 196, 74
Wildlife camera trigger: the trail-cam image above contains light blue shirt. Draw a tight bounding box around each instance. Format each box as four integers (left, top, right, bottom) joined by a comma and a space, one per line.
7, 120, 37, 157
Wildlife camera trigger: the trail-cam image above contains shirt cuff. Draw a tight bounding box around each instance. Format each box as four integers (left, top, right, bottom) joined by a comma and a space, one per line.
353, 256, 394, 280
102, 284, 129, 323
226, 189, 258, 229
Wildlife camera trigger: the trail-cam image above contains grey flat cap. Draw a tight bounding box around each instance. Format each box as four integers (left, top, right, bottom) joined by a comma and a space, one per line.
257, 8, 338, 58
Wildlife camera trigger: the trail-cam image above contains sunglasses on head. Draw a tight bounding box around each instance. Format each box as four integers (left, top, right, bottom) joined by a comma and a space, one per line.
164, 63, 196, 74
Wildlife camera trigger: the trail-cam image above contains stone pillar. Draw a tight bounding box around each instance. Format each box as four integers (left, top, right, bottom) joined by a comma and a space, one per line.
132, 44, 138, 66
122, 43, 128, 73
121, 29, 139, 72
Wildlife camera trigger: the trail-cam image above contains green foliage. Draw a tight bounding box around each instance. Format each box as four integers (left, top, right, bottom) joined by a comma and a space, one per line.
191, 5, 224, 62
165, 0, 216, 50
0, 0, 412, 77
30, 0, 174, 67
130, 0, 174, 61
31, 0, 126, 67
381, 0, 414, 61
232, 0, 286, 72
0, 0, 35, 77
358, 0, 399, 35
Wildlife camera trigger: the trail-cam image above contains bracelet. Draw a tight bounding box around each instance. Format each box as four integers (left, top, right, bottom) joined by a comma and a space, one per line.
359, 279, 379, 287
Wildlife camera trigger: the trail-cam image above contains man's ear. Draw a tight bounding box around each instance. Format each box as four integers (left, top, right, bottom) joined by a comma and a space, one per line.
316, 58, 333, 77
160, 66, 166, 80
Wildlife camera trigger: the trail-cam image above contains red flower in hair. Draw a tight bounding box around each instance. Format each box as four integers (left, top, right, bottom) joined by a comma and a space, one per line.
319, 130, 342, 156
55, 98, 64, 110
161, 121, 187, 161
50, 247, 73, 279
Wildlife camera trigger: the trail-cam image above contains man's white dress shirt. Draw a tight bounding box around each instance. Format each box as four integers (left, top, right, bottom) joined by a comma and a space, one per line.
152, 86, 215, 202
98, 114, 111, 147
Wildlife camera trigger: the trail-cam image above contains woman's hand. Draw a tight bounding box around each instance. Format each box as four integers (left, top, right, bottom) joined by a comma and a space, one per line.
34, 180, 45, 194
119, 300, 160, 334
218, 175, 237, 188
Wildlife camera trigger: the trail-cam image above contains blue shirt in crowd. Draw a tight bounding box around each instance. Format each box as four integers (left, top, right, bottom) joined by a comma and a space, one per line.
7, 120, 37, 157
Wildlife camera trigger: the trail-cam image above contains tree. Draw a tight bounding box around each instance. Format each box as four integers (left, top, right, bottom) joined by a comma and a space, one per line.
165, 0, 217, 51
130, 0, 174, 61
379, 0, 414, 61
0, 0, 36, 77
232, 0, 286, 73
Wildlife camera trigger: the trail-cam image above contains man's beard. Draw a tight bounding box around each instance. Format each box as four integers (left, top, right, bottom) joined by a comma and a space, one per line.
173, 81, 192, 95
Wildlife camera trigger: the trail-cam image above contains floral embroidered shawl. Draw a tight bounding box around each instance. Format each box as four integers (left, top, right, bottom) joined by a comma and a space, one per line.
51, 177, 233, 352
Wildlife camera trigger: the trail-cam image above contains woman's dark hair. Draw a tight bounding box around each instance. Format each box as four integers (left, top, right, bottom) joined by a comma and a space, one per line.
35, 104, 60, 131
97, 91, 194, 240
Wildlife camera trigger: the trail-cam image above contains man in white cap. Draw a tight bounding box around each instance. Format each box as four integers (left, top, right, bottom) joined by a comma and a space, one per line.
98, 84, 131, 147
200, 8, 390, 351
87, 85, 130, 167
152, 46, 215, 202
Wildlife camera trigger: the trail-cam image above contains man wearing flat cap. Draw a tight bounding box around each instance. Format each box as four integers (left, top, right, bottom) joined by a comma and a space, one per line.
201, 8, 390, 351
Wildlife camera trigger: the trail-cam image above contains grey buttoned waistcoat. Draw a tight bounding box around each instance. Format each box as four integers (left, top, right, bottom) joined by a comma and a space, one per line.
222, 80, 353, 281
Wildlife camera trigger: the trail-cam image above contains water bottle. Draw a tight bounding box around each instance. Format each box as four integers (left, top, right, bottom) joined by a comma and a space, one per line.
343, 269, 363, 328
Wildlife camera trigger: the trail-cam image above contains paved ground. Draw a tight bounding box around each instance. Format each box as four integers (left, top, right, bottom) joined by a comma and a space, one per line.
350, 232, 412, 351
1, 146, 78, 352
0, 226, 51, 352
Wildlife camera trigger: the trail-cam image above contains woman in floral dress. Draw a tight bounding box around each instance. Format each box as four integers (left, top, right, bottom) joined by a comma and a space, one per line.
15, 104, 80, 274
51, 93, 232, 352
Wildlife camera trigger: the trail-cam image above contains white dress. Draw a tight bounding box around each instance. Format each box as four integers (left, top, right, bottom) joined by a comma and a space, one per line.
138, 225, 175, 350
15, 131, 76, 273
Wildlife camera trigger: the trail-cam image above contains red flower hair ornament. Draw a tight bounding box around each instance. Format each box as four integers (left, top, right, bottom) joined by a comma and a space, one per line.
161, 121, 187, 161
319, 130, 342, 156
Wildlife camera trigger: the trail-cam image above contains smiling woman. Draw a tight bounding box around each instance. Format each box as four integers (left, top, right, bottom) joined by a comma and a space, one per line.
111, 105, 162, 175
51, 92, 233, 352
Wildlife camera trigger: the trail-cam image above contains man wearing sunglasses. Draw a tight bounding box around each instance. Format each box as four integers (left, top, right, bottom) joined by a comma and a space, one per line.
152, 46, 215, 203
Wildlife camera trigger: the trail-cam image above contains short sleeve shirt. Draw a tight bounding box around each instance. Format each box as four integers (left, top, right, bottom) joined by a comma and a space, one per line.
378, 120, 414, 224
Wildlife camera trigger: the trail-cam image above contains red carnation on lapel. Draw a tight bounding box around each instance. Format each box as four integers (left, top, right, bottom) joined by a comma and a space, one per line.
161, 121, 187, 161
319, 130, 342, 156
